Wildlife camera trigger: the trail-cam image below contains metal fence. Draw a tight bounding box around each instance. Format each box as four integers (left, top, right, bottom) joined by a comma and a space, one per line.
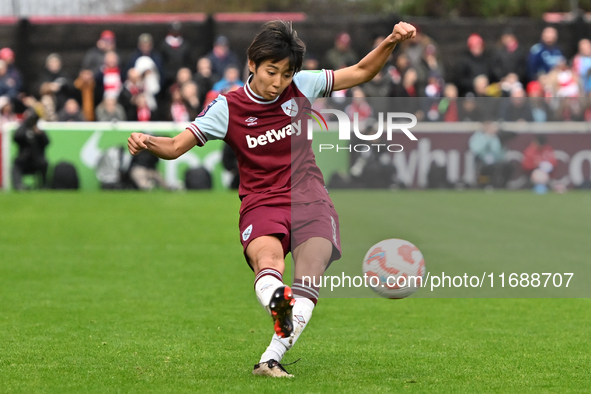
0, 0, 144, 16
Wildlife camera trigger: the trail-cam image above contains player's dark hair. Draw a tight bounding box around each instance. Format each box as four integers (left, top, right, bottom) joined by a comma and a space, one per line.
247, 20, 305, 74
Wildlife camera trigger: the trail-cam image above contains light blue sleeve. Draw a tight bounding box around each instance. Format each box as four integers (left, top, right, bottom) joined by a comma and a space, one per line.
292, 69, 334, 99
186, 95, 229, 146
469, 131, 488, 156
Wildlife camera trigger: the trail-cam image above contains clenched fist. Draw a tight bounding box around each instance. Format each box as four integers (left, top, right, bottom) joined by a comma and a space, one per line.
392, 22, 417, 44
128, 132, 149, 156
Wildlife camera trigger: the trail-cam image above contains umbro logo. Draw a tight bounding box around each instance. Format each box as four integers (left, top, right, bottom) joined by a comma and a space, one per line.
245, 117, 258, 126
294, 314, 306, 326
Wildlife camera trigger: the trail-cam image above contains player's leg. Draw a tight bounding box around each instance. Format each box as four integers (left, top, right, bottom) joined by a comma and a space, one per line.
258, 200, 342, 367
247, 235, 285, 275
259, 236, 333, 364
247, 235, 295, 337
249, 235, 297, 378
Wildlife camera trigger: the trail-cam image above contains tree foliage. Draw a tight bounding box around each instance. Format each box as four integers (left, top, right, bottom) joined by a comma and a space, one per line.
132, 0, 591, 17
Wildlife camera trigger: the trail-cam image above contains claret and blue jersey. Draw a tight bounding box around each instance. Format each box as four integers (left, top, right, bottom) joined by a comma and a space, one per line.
187, 69, 335, 215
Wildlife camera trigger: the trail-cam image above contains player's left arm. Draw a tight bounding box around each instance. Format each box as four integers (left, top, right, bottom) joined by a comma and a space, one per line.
333, 22, 416, 91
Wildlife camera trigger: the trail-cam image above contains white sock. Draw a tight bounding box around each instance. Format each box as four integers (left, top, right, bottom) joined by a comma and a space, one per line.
259, 297, 315, 363
254, 268, 283, 315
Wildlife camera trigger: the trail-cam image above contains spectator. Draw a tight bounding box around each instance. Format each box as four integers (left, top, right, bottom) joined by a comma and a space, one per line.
537, 73, 555, 98
302, 54, 319, 71
212, 65, 244, 94
522, 134, 557, 178
422, 72, 445, 121
169, 88, 190, 123
0, 60, 18, 100
361, 69, 393, 98
345, 87, 372, 122
584, 95, 591, 122
72, 69, 96, 121
416, 44, 445, 95
392, 68, 418, 97
12, 109, 49, 189
35, 53, 74, 112
548, 57, 579, 98
168, 67, 193, 98
222, 143, 240, 189
424, 71, 444, 98
0, 47, 23, 94
323, 32, 358, 70
73, 69, 96, 121
456, 34, 491, 96
128, 150, 168, 190
439, 83, 460, 122
0, 95, 16, 129
499, 86, 533, 121
387, 53, 411, 87
35, 83, 57, 121
161, 67, 191, 120
127, 33, 163, 80
18, 95, 50, 121
472, 74, 491, 97
206, 35, 240, 81
132, 93, 152, 122
134, 56, 160, 115
401, 27, 435, 68
458, 94, 483, 121
180, 81, 202, 120
469, 118, 513, 188
194, 57, 214, 105
160, 22, 193, 90
82, 30, 117, 74
392, 68, 420, 115
118, 68, 143, 121
526, 80, 552, 122
556, 97, 586, 121
522, 135, 557, 193
499, 72, 523, 97
57, 98, 85, 121
95, 96, 126, 122
96, 51, 123, 101
573, 39, 591, 94
527, 27, 563, 81
492, 31, 527, 83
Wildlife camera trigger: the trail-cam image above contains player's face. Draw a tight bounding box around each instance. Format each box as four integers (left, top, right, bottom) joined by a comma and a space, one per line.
248, 58, 294, 100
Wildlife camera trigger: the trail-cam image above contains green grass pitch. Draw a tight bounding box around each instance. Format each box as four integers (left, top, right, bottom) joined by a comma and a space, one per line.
1, 190, 590, 393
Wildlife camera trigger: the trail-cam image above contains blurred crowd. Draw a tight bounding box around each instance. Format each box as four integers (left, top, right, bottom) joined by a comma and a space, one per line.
0, 23, 240, 125
328, 26, 591, 123
2, 23, 591, 126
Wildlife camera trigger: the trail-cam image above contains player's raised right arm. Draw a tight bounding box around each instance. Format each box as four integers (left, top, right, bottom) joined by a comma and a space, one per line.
127, 129, 196, 160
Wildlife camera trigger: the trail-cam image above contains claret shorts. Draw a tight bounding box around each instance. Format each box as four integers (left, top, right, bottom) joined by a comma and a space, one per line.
239, 199, 342, 269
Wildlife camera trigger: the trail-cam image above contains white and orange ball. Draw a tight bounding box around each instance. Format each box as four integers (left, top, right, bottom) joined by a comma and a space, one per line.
362, 239, 426, 299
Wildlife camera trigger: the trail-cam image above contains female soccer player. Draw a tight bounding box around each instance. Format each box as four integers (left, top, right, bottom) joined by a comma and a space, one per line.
128, 20, 416, 377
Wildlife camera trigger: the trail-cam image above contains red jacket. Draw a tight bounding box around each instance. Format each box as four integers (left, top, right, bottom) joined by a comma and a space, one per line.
522, 143, 556, 172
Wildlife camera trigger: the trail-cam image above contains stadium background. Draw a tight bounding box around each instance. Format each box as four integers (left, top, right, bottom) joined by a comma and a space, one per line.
1, 1, 591, 392
0, 14, 590, 95
2, 8, 591, 190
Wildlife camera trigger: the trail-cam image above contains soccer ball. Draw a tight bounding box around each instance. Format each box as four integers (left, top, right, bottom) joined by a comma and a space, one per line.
362, 239, 426, 299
